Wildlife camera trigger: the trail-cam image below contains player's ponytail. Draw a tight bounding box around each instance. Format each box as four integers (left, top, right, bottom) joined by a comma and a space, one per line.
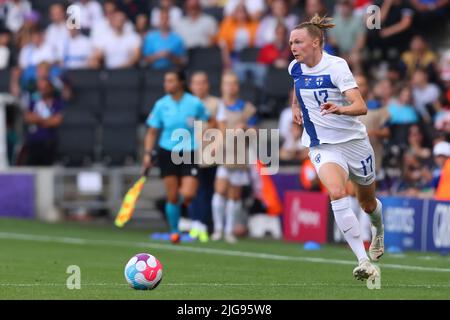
308, 14, 335, 31
294, 13, 335, 48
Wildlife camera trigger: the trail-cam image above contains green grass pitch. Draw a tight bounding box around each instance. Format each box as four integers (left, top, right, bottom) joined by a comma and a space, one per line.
0, 218, 449, 300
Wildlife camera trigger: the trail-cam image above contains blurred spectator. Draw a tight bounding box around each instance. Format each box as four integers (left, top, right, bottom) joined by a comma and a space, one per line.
353, 0, 373, 16
386, 61, 404, 83
393, 151, 433, 197
0, 27, 11, 69
257, 22, 291, 68
400, 34, 438, 81
212, 71, 257, 243
4, 0, 31, 33
328, 0, 366, 74
188, 71, 220, 241
216, 4, 259, 69
407, 124, 432, 166
12, 27, 57, 97
357, 75, 390, 175
0, 0, 6, 28
116, 0, 147, 23
45, 3, 69, 65
24, 78, 64, 166
373, 78, 395, 107
431, 141, 450, 190
61, 28, 94, 70
91, 0, 133, 47
15, 9, 40, 49
190, 71, 220, 116
440, 49, 450, 84
142, 9, 186, 70
409, 0, 449, 33
224, 0, 266, 21
255, 0, 298, 48
387, 86, 419, 125
200, 0, 223, 8
32, 61, 71, 102
150, 0, 182, 29
75, 0, 104, 33
135, 13, 149, 40
434, 94, 450, 134
241, 22, 291, 88
411, 68, 441, 123
173, 0, 218, 49
368, 0, 414, 63
279, 122, 308, 162
302, 0, 327, 21
92, 10, 141, 69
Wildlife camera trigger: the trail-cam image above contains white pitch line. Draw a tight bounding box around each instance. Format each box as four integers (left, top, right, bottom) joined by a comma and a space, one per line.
0, 283, 450, 288
0, 232, 449, 274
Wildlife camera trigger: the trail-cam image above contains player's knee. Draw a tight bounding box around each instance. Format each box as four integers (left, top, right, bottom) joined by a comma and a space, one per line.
327, 186, 347, 201
167, 195, 178, 204
180, 191, 195, 204
360, 199, 377, 214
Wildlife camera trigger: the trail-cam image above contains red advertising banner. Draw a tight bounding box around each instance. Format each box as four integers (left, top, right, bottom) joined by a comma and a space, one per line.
283, 191, 329, 243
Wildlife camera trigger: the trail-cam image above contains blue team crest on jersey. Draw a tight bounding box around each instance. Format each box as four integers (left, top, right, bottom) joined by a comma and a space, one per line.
315, 153, 321, 163
316, 77, 323, 87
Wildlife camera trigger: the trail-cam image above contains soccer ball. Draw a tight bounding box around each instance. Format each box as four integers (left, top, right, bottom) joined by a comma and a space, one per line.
124, 253, 163, 290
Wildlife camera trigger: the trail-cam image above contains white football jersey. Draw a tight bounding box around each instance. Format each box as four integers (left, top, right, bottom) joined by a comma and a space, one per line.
288, 52, 367, 147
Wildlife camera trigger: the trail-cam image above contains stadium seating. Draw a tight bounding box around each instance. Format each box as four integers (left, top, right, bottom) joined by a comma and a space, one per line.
142, 69, 166, 118
238, 48, 260, 63
261, 66, 292, 116
101, 117, 138, 166
57, 123, 98, 166
187, 46, 223, 73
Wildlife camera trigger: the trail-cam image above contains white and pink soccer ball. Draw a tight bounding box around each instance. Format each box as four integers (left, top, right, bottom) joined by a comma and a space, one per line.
124, 253, 163, 290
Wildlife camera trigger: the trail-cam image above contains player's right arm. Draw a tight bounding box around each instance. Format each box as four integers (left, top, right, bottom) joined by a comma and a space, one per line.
291, 87, 303, 125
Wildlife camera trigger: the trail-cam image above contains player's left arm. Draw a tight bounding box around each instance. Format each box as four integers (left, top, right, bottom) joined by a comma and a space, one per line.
320, 88, 367, 116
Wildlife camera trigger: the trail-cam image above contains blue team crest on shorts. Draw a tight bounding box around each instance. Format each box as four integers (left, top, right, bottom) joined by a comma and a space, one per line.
315, 153, 321, 163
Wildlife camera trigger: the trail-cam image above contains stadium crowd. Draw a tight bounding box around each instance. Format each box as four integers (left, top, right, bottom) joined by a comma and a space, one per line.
1, 0, 450, 237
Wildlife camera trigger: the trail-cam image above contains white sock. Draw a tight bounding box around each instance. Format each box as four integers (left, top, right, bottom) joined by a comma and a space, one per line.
212, 193, 226, 233
359, 209, 372, 242
198, 222, 207, 233
331, 197, 369, 264
350, 197, 371, 242
367, 198, 384, 236
225, 200, 241, 236
195, 220, 202, 231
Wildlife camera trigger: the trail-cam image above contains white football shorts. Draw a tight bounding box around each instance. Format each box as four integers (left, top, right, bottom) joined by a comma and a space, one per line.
216, 166, 250, 186
308, 137, 376, 186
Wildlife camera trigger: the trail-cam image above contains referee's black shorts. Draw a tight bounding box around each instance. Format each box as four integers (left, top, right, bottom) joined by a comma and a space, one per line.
156, 148, 199, 179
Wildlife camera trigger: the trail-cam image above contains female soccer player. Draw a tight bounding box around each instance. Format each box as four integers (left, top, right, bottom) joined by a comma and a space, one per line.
211, 70, 258, 244
288, 14, 384, 281
142, 70, 210, 243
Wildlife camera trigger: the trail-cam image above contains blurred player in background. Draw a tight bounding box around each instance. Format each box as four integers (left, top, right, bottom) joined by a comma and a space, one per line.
211, 71, 257, 244
288, 14, 384, 281
142, 70, 210, 243
188, 71, 220, 242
